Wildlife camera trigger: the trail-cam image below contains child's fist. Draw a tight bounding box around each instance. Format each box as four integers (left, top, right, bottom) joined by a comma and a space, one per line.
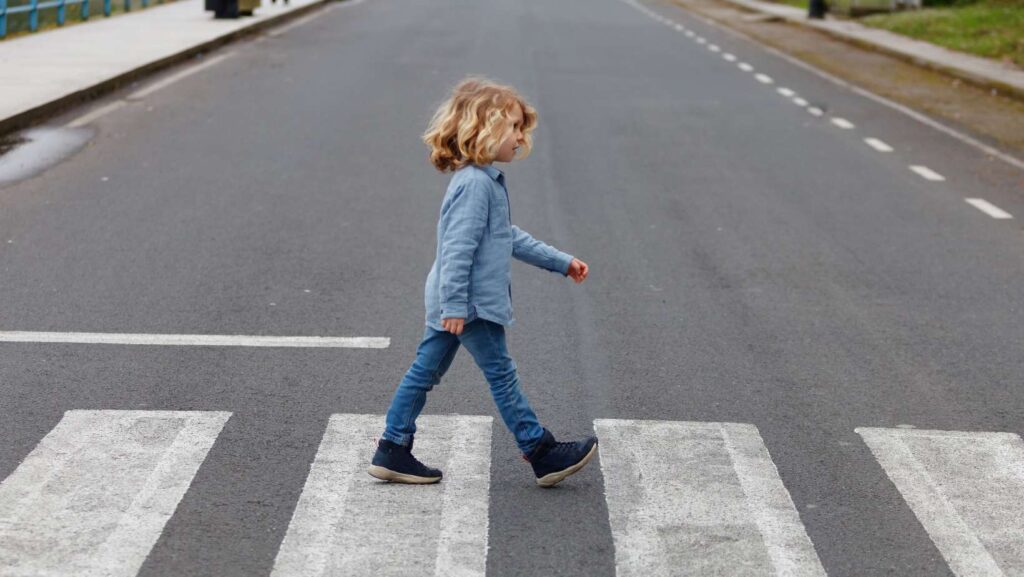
442, 318, 465, 335
567, 258, 589, 284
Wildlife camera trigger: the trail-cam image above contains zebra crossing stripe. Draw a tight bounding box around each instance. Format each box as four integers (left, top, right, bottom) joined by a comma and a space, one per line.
858, 427, 1024, 577
0, 410, 231, 577
271, 414, 493, 577
594, 419, 826, 577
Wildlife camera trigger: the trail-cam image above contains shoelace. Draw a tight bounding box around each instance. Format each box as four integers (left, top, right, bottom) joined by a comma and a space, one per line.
551, 440, 578, 454
406, 450, 434, 472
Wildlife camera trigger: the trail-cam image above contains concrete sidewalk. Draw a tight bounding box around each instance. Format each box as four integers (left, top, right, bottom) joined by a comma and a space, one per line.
718, 0, 1024, 101
0, 0, 331, 133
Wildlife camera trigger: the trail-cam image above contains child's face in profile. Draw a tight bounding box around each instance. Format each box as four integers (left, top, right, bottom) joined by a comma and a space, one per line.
494, 104, 525, 163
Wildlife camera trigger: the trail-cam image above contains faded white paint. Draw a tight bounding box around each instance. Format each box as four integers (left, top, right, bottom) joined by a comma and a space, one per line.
0, 410, 231, 577
858, 428, 1024, 577
594, 419, 826, 577
271, 414, 493, 577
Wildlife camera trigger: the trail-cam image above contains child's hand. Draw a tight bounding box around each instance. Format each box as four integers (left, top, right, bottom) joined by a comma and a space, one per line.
442, 318, 465, 335
567, 258, 589, 284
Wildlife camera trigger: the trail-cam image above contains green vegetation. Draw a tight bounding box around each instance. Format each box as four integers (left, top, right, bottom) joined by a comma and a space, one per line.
862, 0, 1024, 66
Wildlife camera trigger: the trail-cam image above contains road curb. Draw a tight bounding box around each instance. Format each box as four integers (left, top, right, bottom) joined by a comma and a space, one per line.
715, 0, 1024, 103
0, 0, 335, 137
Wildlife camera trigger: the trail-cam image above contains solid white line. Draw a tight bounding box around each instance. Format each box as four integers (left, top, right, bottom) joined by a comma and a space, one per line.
0, 410, 231, 576
830, 117, 855, 129
755, 73, 774, 84
66, 100, 127, 128
777, 87, 795, 97
910, 165, 946, 181
723, 53, 737, 61
271, 414, 493, 577
858, 428, 1024, 577
0, 331, 390, 348
594, 419, 826, 577
865, 137, 894, 152
808, 106, 824, 116
738, 62, 754, 72
127, 54, 234, 100
965, 198, 1013, 219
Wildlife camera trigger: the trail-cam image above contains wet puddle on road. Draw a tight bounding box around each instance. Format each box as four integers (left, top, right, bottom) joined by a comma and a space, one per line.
0, 127, 93, 187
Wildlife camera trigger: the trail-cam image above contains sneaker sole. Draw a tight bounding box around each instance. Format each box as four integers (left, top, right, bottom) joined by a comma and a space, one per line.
535, 441, 599, 488
367, 465, 442, 484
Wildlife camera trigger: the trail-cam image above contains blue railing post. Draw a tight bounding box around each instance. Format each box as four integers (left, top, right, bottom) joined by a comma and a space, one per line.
103, 0, 110, 16
0, 0, 7, 40
57, 0, 66, 26
81, 0, 89, 20
123, 0, 129, 11
141, 0, 147, 8
29, 0, 38, 31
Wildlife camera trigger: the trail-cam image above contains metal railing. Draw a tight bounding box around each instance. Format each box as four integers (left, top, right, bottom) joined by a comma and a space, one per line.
0, 0, 164, 39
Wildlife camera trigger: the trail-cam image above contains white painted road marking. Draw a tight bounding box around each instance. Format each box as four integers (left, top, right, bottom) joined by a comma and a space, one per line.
965, 198, 1013, 219
594, 419, 826, 577
865, 137, 894, 152
910, 165, 946, 181
708, 44, 721, 52
755, 73, 774, 84
808, 107, 824, 116
723, 53, 737, 61
830, 117, 855, 129
777, 87, 795, 97
685, 30, 695, 37
696, 37, 707, 44
674, 23, 684, 31
738, 62, 754, 72
127, 53, 234, 100
792, 97, 808, 107
0, 410, 230, 577
272, 414, 493, 577
858, 428, 1024, 577
0, 331, 390, 348
66, 100, 127, 128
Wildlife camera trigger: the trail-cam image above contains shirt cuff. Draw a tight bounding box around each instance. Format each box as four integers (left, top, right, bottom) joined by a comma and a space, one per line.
553, 252, 574, 275
441, 304, 468, 319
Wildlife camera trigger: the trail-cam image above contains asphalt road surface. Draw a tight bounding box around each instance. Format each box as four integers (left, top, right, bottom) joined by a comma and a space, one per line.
1, 0, 1023, 575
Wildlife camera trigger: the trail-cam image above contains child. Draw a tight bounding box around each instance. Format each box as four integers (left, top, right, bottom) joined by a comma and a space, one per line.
367, 77, 598, 488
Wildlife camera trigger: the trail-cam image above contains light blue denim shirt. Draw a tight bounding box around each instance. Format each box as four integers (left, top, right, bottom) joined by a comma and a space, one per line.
424, 164, 574, 331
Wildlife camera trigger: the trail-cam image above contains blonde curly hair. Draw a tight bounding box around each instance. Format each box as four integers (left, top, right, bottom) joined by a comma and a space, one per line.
422, 76, 538, 172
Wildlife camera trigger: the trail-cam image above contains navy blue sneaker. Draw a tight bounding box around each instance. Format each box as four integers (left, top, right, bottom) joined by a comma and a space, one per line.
524, 429, 598, 487
367, 437, 442, 484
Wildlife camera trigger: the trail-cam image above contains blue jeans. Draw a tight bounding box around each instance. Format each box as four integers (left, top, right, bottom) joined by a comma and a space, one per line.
383, 318, 545, 454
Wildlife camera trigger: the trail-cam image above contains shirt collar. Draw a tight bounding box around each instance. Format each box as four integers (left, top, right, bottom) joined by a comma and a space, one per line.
477, 164, 505, 187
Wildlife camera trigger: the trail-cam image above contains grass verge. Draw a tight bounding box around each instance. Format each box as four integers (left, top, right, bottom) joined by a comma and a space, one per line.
862, 0, 1024, 67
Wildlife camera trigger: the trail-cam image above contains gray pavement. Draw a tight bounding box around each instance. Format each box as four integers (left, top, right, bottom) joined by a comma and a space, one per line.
0, 0, 1022, 575
0, 0, 329, 133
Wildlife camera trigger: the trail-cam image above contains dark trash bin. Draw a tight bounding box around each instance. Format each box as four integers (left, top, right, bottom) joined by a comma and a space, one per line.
206, 0, 258, 18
